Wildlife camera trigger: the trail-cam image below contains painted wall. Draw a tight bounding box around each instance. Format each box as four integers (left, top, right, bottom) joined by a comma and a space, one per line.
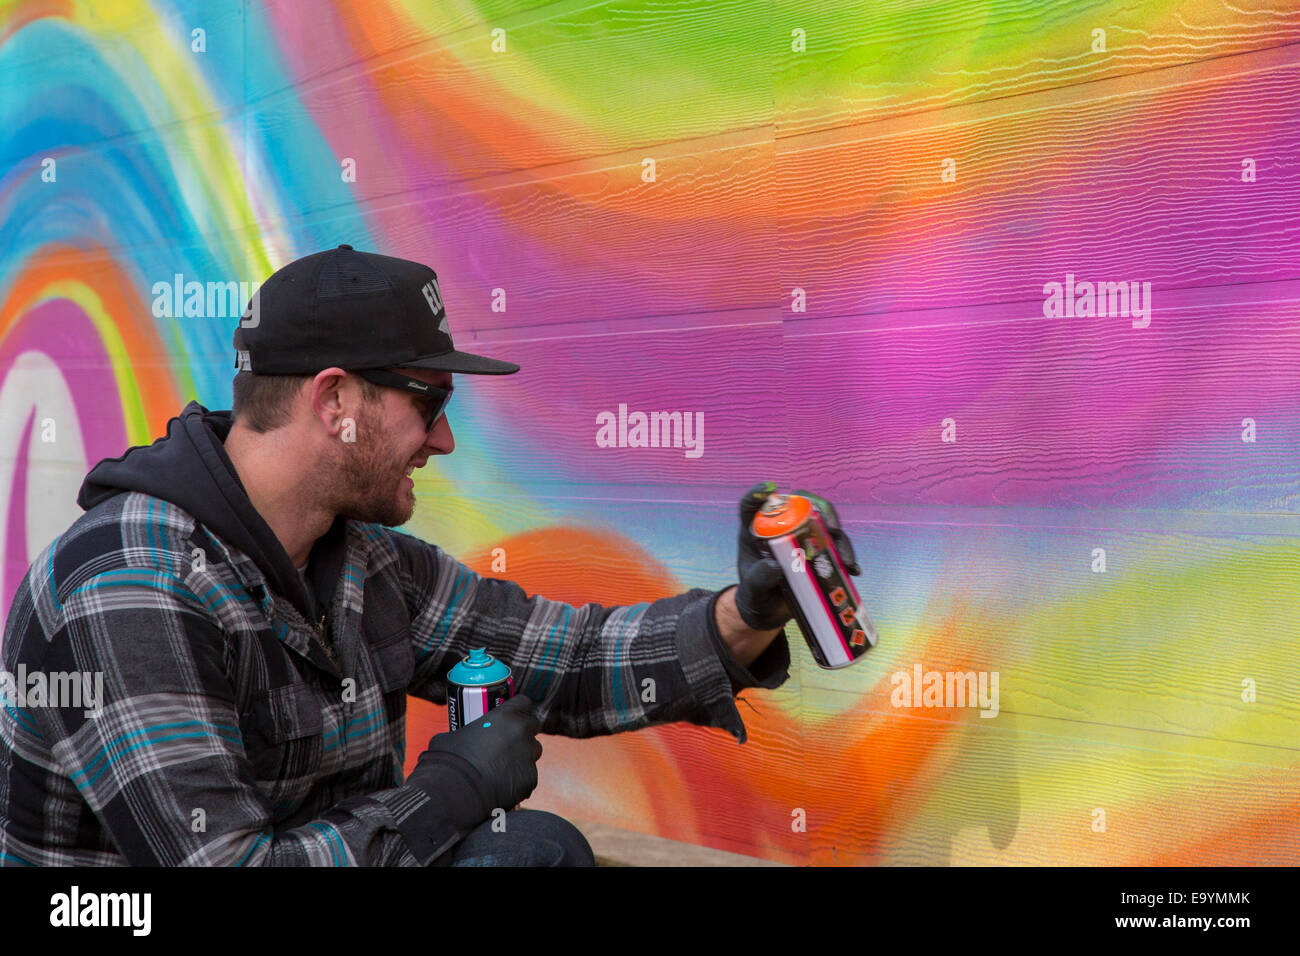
2, 0, 1297, 864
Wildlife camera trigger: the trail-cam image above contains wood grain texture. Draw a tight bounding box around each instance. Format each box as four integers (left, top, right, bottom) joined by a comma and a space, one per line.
2, 2, 247, 141
393, 315, 790, 488
251, 0, 573, 99
799, 693, 1299, 865
80, 115, 253, 247
776, 43, 1300, 319
249, 0, 775, 167
796, 522, 1300, 745
779, 293, 1300, 510
776, 0, 1300, 136
246, 130, 778, 331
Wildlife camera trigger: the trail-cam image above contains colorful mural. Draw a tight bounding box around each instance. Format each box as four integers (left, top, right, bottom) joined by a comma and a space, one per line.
2, 0, 1297, 865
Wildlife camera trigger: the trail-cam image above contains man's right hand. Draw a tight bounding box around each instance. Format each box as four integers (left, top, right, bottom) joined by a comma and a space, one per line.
407, 695, 542, 829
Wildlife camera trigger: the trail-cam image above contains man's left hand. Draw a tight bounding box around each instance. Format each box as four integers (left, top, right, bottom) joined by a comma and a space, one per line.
717, 482, 862, 668
733, 481, 792, 631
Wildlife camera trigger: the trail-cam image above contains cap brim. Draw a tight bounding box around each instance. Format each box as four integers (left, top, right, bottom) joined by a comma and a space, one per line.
402, 350, 520, 375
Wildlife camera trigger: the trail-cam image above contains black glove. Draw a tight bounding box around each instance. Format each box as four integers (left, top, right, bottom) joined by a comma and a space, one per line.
735, 482, 862, 631
406, 695, 543, 832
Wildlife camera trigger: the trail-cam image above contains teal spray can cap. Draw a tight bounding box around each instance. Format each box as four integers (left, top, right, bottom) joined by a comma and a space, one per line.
447, 647, 511, 686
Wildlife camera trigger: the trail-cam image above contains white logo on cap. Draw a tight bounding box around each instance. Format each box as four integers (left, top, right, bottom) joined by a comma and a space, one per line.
421, 278, 444, 318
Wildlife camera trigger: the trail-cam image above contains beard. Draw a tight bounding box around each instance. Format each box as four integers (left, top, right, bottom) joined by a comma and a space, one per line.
328, 402, 417, 527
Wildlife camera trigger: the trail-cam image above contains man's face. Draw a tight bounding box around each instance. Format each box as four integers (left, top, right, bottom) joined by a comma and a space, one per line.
330, 367, 454, 527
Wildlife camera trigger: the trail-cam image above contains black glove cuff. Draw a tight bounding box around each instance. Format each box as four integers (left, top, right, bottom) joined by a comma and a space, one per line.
707, 588, 792, 695
734, 587, 793, 631
407, 750, 493, 833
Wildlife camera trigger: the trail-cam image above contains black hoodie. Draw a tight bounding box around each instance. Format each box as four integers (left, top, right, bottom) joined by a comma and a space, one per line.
76, 401, 346, 623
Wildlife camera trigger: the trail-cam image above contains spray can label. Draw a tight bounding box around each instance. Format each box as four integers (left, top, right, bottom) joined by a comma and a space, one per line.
751, 493, 878, 669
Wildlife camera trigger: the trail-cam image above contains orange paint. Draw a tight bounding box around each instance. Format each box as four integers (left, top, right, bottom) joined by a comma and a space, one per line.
0, 1, 74, 46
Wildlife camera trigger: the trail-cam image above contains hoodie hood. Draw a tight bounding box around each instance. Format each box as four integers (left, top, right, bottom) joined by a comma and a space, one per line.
77, 401, 341, 621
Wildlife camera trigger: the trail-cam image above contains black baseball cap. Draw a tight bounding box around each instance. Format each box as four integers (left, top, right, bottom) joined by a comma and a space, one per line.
233, 244, 519, 375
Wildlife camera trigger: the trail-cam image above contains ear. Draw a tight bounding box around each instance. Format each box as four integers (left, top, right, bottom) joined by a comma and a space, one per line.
310, 367, 349, 434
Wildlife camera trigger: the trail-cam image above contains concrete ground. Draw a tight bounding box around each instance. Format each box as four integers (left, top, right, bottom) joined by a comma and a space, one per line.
570, 819, 788, 867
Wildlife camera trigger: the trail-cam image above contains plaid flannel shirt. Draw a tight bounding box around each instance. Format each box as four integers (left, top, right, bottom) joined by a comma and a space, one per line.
1, 491, 789, 866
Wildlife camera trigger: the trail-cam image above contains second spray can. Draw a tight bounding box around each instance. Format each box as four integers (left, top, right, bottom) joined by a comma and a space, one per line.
750, 492, 878, 669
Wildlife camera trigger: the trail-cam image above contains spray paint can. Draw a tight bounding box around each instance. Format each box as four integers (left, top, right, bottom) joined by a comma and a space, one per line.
750, 493, 878, 669
447, 647, 514, 731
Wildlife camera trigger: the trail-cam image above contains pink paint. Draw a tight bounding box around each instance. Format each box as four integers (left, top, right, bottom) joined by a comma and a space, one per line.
0, 299, 126, 616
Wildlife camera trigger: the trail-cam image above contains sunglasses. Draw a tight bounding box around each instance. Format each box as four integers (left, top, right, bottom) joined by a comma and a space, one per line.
352, 368, 453, 431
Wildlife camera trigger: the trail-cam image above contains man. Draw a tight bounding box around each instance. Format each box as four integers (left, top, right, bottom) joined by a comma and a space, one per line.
0, 245, 850, 866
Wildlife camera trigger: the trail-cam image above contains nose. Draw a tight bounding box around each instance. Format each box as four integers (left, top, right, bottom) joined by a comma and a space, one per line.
426, 414, 454, 455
